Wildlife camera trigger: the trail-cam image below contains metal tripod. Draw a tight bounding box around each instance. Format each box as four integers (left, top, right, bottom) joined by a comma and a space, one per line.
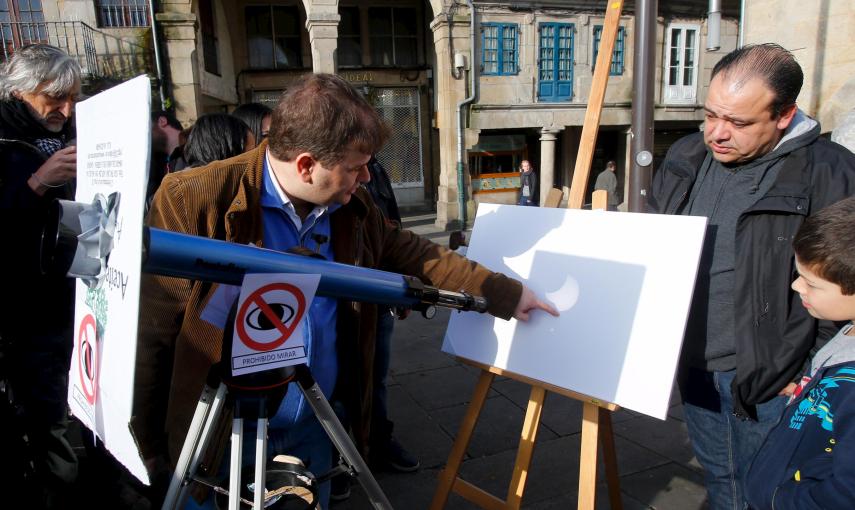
162, 363, 392, 510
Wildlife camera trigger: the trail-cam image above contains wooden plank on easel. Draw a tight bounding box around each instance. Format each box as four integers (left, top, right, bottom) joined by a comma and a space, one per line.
592, 189, 608, 211
506, 386, 545, 508
464, 359, 619, 411
600, 407, 623, 510
544, 187, 564, 208
567, 0, 626, 210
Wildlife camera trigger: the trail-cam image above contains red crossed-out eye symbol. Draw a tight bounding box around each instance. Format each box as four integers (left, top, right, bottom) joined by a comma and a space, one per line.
235, 283, 307, 352
77, 314, 99, 405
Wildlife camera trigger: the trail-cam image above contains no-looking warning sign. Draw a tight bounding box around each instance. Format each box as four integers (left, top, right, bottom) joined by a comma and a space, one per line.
77, 313, 99, 405
231, 273, 320, 376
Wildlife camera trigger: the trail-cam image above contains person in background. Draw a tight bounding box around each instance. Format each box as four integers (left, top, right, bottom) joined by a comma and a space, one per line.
165, 126, 192, 173
518, 159, 537, 206
650, 43, 855, 509
363, 156, 420, 468
593, 160, 619, 210
148, 109, 183, 202
232, 102, 272, 146
745, 196, 855, 509
182, 113, 255, 169
331, 155, 420, 502
0, 43, 81, 509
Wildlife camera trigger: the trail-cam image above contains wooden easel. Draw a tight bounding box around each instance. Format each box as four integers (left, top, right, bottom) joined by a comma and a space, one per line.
430, 2, 625, 509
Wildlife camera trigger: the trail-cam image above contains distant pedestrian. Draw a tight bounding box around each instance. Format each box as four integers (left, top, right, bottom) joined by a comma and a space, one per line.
518, 160, 537, 206
593, 160, 619, 210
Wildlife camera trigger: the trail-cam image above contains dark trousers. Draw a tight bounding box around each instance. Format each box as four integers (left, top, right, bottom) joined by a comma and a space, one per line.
2, 328, 78, 509
369, 307, 396, 447
681, 368, 786, 510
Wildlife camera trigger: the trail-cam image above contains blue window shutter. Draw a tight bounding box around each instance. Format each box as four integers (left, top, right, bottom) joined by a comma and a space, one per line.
538, 22, 573, 101
593, 24, 625, 76
481, 22, 518, 76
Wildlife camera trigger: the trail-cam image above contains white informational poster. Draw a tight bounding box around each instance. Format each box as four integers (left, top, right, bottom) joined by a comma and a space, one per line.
68, 76, 151, 483
230, 273, 318, 376
442, 204, 707, 420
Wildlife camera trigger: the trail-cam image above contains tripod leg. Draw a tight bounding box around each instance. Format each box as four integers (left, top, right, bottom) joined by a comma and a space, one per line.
163, 382, 227, 510
229, 417, 244, 510
254, 418, 268, 510
295, 365, 393, 510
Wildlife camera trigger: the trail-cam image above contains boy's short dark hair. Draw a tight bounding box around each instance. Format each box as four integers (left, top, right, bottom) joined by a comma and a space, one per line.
793, 197, 855, 295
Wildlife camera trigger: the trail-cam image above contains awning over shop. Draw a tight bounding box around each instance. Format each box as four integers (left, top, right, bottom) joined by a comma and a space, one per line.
470, 134, 527, 154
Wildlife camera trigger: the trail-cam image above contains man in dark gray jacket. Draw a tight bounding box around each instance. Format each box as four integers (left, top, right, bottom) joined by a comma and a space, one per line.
649, 43, 855, 510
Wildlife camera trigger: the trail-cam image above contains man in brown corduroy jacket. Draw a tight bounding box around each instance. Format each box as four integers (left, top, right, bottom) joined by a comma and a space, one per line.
133, 74, 556, 506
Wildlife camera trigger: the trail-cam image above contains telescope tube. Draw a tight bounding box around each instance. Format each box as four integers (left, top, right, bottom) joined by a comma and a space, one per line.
144, 227, 421, 308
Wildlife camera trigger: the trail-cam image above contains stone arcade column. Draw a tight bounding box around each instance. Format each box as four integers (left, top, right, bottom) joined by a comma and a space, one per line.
539, 129, 559, 206
430, 12, 475, 229
306, 11, 340, 74
156, 0, 201, 125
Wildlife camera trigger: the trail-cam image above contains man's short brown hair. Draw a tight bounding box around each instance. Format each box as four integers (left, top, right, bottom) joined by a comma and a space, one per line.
268, 74, 389, 166
793, 197, 855, 296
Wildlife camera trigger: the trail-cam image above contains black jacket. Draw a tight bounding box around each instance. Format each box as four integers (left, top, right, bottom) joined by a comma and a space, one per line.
365, 157, 401, 224
650, 131, 855, 419
0, 103, 75, 339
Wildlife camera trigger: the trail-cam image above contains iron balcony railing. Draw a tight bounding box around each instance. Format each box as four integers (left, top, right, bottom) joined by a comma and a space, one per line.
1, 21, 153, 81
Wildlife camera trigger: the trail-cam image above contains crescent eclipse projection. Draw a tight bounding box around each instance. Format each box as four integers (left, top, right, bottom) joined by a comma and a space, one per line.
545, 274, 580, 311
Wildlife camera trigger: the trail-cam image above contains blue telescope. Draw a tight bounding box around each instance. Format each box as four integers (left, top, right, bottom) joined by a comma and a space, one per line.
42, 199, 488, 315
144, 227, 487, 313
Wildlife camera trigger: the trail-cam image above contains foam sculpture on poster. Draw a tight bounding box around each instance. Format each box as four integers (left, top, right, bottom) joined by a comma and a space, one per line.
442, 204, 707, 420
67, 76, 151, 484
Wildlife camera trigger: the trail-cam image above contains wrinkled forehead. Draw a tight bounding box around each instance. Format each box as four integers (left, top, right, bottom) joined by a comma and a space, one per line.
708, 73, 776, 115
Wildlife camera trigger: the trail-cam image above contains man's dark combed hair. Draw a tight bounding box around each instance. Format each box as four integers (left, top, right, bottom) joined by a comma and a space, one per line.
184, 113, 252, 168
268, 74, 389, 165
793, 197, 855, 296
711, 43, 803, 118
151, 109, 182, 131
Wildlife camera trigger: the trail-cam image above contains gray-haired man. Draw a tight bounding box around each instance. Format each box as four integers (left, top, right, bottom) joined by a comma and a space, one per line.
0, 44, 81, 509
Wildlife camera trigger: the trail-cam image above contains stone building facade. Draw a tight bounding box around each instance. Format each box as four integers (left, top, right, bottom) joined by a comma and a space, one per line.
13, 1, 851, 227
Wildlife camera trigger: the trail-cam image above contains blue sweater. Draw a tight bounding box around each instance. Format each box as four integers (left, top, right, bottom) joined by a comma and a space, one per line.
745, 325, 855, 509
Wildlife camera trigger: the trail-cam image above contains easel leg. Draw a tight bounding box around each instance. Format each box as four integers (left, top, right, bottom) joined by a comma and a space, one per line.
578, 402, 599, 510
429, 370, 495, 510
506, 386, 546, 509
598, 408, 622, 510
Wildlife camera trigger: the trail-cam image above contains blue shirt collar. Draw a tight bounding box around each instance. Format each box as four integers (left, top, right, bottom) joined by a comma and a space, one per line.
261, 148, 340, 229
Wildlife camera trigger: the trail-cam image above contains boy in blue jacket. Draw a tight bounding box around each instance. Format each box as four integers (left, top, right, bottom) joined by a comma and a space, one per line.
745, 196, 855, 509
